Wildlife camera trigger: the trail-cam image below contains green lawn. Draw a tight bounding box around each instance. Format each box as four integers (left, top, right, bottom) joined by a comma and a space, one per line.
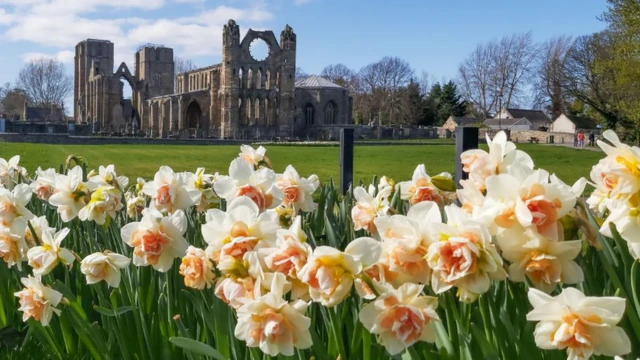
0, 142, 602, 187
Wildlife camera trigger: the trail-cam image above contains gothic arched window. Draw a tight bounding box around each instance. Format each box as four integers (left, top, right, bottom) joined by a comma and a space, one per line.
305, 104, 315, 125
324, 102, 337, 125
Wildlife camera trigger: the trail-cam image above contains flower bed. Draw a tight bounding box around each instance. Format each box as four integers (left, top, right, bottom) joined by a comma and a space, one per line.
0, 131, 638, 359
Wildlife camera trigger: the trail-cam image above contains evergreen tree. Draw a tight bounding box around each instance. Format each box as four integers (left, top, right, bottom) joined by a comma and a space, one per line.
422, 81, 467, 126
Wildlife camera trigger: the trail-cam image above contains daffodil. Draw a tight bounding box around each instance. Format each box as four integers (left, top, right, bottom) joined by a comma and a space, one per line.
527, 287, 631, 360
179, 246, 216, 290
142, 166, 200, 214
235, 273, 312, 356
0, 184, 33, 226
14, 275, 63, 326
359, 283, 439, 356
27, 228, 74, 277
275, 165, 319, 213
48, 166, 90, 222
78, 186, 123, 224
120, 208, 189, 272
351, 184, 391, 233
80, 251, 131, 288
298, 237, 381, 307
30, 167, 56, 201
214, 159, 283, 212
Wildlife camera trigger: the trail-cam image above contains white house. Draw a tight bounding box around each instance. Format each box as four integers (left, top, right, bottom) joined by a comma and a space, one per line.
551, 114, 598, 133
483, 117, 532, 130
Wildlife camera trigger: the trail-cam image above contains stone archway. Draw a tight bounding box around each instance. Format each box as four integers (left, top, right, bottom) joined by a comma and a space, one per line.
186, 101, 202, 129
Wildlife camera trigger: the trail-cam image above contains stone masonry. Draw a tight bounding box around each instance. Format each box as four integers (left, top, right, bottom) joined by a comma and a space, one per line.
73, 20, 352, 140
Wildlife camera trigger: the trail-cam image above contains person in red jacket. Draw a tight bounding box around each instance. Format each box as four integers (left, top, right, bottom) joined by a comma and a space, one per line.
577, 131, 585, 148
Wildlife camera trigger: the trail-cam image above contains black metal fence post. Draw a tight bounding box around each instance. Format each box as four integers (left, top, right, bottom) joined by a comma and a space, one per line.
455, 127, 479, 187
340, 128, 354, 193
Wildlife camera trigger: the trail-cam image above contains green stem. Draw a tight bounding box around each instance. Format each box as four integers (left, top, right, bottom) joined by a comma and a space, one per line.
328, 306, 347, 360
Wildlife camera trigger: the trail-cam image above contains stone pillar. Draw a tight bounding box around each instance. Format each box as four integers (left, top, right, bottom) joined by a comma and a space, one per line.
178, 96, 184, 131
258, 97, 265, 125
248, 97, 255, 125
149, 102, 156, 138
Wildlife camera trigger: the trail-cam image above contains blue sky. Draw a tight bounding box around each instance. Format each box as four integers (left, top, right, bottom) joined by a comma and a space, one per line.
0, 0, 607, 94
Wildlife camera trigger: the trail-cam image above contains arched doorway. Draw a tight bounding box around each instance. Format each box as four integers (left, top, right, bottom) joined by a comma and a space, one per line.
186, 101, 202, 130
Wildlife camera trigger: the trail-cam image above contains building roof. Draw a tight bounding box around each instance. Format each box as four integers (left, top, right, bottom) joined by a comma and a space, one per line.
564, 114, 598, 129
295, 75, 343, 89
484, 117, 529, 127
505, 108, 550, 124
25, 106, 63, 122
449, 116, 479, 126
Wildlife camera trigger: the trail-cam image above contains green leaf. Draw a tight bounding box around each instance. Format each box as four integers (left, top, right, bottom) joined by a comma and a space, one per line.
92, 305, 134, 317
169, 337, 226, 360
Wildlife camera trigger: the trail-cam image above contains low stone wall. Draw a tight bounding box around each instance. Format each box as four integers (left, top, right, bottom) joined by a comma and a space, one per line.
480, 129, 574, 144
509, 130, 574, 144
306, 125, 438, 141
0, 133, 454, 146
0, 133, 248, 146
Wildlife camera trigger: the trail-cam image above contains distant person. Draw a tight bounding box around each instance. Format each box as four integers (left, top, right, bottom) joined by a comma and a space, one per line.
574, 133, 578, 147
577, 131, 585, 148
589, 132, 595, 147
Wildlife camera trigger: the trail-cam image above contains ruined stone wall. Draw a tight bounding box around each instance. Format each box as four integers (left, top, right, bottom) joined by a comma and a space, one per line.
294, 87, 350, 136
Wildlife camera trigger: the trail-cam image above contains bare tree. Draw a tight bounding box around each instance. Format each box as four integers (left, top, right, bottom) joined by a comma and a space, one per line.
16, 58, 72, 108
295, 67, 309, 82
532, 36, 573, 118
320, 64, 358, 91
174, 56, 197, 74
458, 32, 537, 117
357, 56, 414, 125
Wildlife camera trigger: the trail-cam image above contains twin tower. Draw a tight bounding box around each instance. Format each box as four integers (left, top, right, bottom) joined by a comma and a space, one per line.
73, 20, 297, 139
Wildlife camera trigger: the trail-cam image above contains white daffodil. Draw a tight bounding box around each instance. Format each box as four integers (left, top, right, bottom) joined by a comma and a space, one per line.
48, 166, 90, 222
0, 184, 34, 225
374, 201, 441, 286
351, 184, 391, 233
275, 165, 319, 213
30, 167, 57, 201
27, 228, 74, 277
425, 205, 506, 302
0, 155, 27, 189
234, 273, 312, 356
14, 275, 63, 326
527, 287, 631, 360
498, 227, 583, 293
359, 283, 439, 356
484, 169, 585, 240
238, 144, 267, 167
89, 164, 129, 192
192, 167, 219, 213
461, 131, 534, 191
397, 165, 448, 206
78, 186, 124, 225
298, 237, 381, 307
214, 159, 283, 212
80, 251, 131, 288
24, 215, 49, 248
120, 208, 189, 272
0, 217, 28, 269
142, 166, 200, 214
202, 196, 279, 277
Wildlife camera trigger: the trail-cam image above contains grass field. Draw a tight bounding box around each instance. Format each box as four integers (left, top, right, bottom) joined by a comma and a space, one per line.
0, 142, 602, 187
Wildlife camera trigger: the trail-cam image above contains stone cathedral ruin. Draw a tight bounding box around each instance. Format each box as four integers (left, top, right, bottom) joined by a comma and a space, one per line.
73, 20, 352, 140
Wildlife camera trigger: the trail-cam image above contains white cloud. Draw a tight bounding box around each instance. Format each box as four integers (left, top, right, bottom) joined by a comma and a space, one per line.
22, 50, 75, 63
0, 8, 14, 25
1, 0, 274, 71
